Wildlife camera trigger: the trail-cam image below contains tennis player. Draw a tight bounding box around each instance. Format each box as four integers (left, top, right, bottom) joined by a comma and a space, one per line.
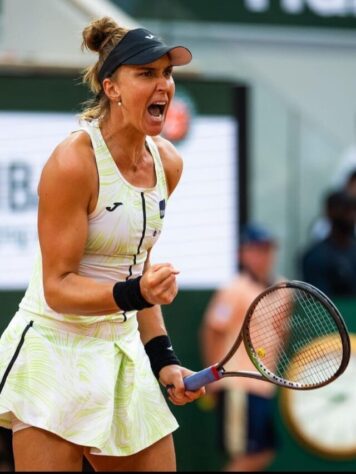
0, 17, 204, 472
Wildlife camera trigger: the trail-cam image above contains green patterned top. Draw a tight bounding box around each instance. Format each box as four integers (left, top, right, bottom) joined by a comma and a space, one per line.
19, 120, 169, 325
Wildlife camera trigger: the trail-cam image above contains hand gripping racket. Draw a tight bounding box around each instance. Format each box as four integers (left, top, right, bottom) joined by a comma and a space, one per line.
185, 280, 350, 391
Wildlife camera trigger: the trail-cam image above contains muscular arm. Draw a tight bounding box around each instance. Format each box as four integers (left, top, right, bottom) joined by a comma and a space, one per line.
138, 139, 205, 402
39, 134, 178, 316
138, 265, 205, 404
38, 133, 118, 315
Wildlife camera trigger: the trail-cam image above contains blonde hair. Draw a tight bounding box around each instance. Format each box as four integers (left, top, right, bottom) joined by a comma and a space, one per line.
80, 17, 129, 122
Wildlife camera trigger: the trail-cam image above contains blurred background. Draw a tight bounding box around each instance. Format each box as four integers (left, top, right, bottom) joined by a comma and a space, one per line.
1, 0, 356, 471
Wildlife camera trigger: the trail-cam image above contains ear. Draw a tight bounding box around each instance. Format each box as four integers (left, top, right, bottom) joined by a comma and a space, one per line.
102, 78, 121, 103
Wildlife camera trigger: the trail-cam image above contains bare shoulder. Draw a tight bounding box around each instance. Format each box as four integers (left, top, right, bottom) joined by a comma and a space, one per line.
45, 130, 93, 175
38, 130, 97, 213
152, 135, 183, 196
39, 131, 95, 192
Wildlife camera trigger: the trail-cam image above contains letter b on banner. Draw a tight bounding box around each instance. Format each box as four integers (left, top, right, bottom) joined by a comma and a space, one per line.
8, 162, 37, 211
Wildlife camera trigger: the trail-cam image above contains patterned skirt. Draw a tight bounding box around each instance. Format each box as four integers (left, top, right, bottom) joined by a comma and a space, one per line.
0, 310, 178, 456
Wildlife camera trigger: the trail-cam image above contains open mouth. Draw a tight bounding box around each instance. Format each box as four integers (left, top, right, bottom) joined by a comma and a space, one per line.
147, 102, 166, 119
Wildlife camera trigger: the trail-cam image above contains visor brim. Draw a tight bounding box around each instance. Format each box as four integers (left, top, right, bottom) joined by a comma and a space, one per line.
122, 45, 192, 67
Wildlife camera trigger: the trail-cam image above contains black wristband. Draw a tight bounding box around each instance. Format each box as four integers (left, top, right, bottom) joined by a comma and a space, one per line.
113, 276, 154, 312
144, 335, 181, 379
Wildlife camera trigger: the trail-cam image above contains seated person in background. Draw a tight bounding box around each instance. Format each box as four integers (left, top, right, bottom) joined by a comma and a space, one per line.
301, 190, 356, 297
310, 168, 356, 242
200, 223, 280, 472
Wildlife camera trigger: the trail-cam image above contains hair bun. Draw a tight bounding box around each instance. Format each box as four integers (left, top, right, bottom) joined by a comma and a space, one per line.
82, 17, 119, 53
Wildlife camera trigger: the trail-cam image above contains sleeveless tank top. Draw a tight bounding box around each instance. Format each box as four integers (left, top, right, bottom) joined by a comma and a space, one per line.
19, 120, 169, 325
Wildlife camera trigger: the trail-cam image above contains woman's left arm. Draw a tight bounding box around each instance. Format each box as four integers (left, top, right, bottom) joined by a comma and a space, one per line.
152, 135, 183, 197
138, 137, 205, 403
139, 304, 205, 405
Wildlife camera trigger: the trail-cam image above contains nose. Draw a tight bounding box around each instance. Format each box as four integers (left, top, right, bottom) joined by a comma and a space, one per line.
156, 75, 172, 93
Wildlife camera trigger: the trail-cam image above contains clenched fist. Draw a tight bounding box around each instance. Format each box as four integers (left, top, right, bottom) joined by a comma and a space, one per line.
140, 263, 179, 305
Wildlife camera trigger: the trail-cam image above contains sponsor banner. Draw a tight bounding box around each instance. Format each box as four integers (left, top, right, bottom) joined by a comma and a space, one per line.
121, 0, 356, 29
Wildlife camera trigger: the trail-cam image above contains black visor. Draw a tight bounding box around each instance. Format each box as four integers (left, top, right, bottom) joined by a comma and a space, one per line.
98, 28, 192, 83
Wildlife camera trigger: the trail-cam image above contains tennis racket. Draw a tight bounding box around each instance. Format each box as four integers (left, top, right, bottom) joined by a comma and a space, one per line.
184, 280, 350, 391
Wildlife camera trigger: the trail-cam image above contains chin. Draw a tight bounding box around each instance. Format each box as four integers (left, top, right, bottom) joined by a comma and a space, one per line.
144, 124, 164, 137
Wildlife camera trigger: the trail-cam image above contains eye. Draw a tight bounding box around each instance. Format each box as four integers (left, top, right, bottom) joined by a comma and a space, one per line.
164, 68, 173, 78
141, 70, 154, 77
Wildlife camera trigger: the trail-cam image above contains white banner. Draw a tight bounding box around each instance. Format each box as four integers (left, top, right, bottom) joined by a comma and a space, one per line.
0, 112, 237, 289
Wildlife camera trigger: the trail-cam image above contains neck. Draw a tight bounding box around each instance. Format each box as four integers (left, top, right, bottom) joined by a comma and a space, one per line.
240, 264, 272, 288
100, 114, 147, 170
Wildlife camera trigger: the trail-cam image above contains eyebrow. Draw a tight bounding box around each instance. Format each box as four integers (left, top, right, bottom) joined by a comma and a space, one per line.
135, 64, 173, 71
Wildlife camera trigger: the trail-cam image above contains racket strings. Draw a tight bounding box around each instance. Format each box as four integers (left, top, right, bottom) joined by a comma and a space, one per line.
246, 287, 343, 387
289, 291, 342, 384
286, 293, 341, 384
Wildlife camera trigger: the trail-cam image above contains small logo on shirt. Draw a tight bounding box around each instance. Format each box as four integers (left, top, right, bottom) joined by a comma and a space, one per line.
145, 34, 155, 40
159, 199, 166, 219
106, 202, 123, 212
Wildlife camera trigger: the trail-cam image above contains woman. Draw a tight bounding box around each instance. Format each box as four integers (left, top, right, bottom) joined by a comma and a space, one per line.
0, 17, 204, 471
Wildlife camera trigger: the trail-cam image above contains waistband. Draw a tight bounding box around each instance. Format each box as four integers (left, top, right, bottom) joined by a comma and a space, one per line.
14, 309, 139, 342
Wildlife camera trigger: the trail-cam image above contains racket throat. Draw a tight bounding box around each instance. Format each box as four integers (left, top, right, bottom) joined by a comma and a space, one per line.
212, 365, 225, 380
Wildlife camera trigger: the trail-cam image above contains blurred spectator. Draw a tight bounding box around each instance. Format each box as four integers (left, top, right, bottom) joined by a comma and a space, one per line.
301, 190, 356, 297
309, 168, 356, 242
200, 223, 280, 472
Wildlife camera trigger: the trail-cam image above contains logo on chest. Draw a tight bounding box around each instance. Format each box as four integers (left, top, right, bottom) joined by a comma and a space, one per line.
159, 199, 166, 219
106, 202, 123, 212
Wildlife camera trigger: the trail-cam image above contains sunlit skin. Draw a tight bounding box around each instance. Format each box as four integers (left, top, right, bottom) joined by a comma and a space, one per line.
12, 34, 204, 471
102, 55, 175, 143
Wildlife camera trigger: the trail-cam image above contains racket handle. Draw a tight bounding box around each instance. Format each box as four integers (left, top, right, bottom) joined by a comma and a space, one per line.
184, 366, 223, 391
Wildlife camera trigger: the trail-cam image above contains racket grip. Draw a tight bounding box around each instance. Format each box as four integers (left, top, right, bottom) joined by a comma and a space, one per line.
184, 366, 223, 391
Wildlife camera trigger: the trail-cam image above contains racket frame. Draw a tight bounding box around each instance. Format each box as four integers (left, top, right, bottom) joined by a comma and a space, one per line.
217, 280, 351, 390
184, 280, 351, 392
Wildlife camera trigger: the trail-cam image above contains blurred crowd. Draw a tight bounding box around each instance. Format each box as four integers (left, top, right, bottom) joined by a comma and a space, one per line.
301, 168, 356, 298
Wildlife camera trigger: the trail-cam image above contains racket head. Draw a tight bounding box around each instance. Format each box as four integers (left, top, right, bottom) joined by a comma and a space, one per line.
241, 280, 350, 390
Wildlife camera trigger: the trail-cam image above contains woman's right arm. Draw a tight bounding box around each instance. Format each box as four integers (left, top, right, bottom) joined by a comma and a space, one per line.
39, 132, 178, 316
38, 132, 119, 315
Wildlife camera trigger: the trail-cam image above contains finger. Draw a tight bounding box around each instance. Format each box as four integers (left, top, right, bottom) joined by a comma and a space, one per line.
169, 392, 196, 405
168, 390, 189, 405
148, 266, 177, 285
167, 387, 186, 405
151, 263, 179, 274
168, 396, 187, 406
184, 388, 205, 400
145, 276, 177, 305
171, 384, 187, 401
155, 274, 178, 295
151, 262, 171, 270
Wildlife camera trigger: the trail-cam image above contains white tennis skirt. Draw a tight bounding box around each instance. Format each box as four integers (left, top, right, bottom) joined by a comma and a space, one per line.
0, 310, 178, 456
